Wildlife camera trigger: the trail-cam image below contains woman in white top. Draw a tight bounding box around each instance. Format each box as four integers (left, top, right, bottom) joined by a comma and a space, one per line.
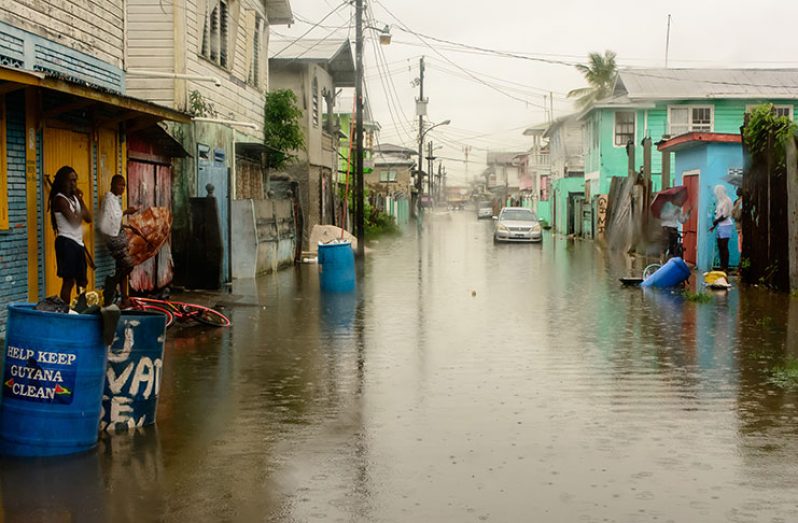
709, 184, 734, 272
49, 166, 92, 303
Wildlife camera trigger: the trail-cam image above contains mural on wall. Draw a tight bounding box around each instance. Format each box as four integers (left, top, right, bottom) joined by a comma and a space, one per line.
597, 194, 609, 237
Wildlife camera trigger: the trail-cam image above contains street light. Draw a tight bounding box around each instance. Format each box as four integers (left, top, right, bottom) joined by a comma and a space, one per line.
354, 5, 392, 256
417, 119, 451, 221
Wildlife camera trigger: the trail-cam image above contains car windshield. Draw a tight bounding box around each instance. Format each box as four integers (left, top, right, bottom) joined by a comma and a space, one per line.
500, 209, 536, 221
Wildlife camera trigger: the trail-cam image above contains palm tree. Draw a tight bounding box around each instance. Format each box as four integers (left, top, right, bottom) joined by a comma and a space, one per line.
568, 50, 619, 109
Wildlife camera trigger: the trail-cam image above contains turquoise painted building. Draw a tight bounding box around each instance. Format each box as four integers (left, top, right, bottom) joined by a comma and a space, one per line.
550, 176, 587, 236
581, 69, 798, 198
658, 133, 742, 272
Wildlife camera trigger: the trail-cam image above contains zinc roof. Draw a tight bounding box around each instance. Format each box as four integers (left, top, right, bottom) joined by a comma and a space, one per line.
615, 68, 798, 100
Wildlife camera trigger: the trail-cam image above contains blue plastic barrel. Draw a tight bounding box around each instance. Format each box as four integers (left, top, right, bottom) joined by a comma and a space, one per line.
0, 304, 107, 457
101, 311, 167, 432
318, 241, 356, 292
641, 257, 692, 288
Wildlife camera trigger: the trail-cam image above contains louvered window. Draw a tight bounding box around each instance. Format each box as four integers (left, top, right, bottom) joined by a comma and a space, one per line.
312, 77, 320, 128
202, 1, 229, 69
249, 15, 263, 87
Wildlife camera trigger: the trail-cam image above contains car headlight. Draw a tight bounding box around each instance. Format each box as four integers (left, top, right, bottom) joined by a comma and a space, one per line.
532, 224, 541, 233
497, 224, 508, 232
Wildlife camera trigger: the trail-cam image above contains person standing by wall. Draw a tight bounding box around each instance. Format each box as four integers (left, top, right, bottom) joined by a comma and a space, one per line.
709, 185, 734, 272
99, 175, 138, 306
659, 201, 690, 259
49, 166, 92, 304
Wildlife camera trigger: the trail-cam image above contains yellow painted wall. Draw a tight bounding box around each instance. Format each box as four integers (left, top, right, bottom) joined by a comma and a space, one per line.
43, 127, 94, 297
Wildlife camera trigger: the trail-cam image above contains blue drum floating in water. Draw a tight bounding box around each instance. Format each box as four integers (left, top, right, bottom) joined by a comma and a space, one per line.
101, 311, 167, 432
640, 257, 691, 288
318, 241, 356, 292
0, 304, 107, 457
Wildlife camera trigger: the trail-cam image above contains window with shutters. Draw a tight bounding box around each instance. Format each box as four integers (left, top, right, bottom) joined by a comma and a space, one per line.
248, 15, 263, 88
201, 0, 230, 69
614, 111, 635, 147
745, 104, 794, 120
379, 170, 397, 183
312, 76, 320, 128
668, 105, 714, 136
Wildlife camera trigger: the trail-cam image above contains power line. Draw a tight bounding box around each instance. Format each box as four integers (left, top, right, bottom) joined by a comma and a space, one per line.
372, 0, 546, 109
364, 4, 415, 144
272, 2, 350, 58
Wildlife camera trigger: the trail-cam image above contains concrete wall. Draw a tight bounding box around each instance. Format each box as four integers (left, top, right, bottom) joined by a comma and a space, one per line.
231, 197, 295, 277
269, 62, 335, 167
367, 164, 412, 196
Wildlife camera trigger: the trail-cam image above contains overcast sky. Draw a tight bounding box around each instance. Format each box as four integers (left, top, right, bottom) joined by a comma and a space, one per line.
273, 0, 798, 182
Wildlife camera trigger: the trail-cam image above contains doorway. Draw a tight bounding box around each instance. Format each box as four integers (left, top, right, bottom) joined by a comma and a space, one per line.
127, 160, 173, 291
42, 128, 92, 298
682, 171, 699, 265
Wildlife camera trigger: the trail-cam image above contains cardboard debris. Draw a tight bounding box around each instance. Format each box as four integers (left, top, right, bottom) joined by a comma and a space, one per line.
308, 225, 357, 254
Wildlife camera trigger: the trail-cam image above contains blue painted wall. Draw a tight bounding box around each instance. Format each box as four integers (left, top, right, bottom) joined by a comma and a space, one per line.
0, 92, 31, 337
673, 142, 743, 272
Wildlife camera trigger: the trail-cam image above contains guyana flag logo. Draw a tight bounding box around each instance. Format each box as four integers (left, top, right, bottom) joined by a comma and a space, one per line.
4, 378, 13, 388
54, 384, 71, 396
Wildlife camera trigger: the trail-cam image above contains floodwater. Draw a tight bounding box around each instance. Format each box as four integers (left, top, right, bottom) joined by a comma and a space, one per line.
2, 212, 798, 522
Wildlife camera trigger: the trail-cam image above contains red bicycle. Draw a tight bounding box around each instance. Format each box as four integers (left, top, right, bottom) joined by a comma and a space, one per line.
126, 297, 231, 328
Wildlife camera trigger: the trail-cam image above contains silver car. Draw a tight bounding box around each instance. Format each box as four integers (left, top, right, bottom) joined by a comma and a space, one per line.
493, 207, 542, 243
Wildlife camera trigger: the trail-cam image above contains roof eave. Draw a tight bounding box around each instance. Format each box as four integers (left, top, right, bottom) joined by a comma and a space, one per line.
266, 0, 294, 25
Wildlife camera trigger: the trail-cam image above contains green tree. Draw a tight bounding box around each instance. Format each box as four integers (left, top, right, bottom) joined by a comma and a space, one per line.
264, 89, 304, 169
568, 50, 618, 109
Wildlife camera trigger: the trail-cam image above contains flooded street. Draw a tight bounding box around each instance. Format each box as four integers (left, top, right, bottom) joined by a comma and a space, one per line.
3, 212, 798, 522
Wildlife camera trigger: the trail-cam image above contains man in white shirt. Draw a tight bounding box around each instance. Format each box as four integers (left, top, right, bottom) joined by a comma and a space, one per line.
659, 201, 690, 259
99, 175, 138, 305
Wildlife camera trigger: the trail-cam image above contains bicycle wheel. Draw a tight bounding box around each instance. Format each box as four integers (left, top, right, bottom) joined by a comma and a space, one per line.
176, 303, 231, 327
642, 263, 662, 280
139, 304, 175, 328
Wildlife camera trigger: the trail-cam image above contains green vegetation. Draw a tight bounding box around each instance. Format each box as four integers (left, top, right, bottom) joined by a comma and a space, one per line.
188, 90, 217, 118
365, 202, 399, 239
264, 89, 304, 169
743, 104, 798, 167
681, 290, 712, 303
768, 358, 798, 389
567, 50, 618, 108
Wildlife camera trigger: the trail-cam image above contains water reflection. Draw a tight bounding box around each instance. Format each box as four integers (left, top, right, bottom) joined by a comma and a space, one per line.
2, 213, 798, 520
0, 452, 106, 522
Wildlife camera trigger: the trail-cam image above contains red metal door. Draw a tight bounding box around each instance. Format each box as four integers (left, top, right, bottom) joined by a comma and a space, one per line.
682, 174, 699, 265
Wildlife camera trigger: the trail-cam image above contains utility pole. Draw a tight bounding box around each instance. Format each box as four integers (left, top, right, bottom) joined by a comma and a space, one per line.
416, 56, 425, 221
665, 14, 672, 68
354, 0, 365, 255
428, 140, 433, 202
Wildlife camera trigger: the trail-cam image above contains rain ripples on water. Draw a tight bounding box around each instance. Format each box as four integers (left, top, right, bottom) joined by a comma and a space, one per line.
1, 213, 797, 522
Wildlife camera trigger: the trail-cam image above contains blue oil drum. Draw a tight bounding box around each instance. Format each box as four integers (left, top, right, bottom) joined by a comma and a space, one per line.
641, 257, 692, 288
318, 241, 356, 292
0, 304, 107, 457
101, 311, 166, 432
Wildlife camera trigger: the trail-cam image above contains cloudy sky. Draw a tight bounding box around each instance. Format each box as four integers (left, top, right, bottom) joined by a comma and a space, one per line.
272, 0, 798, 182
